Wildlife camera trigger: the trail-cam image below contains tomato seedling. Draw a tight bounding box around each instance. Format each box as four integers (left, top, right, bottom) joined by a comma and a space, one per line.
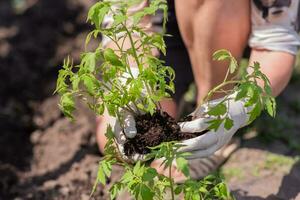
56, 0, 276, 199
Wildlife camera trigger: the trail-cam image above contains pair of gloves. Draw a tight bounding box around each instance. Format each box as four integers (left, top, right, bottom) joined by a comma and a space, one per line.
112, 93, 251, 161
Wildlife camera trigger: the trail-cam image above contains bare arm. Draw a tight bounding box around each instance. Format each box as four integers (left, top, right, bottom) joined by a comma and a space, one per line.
249, 49, 295, 97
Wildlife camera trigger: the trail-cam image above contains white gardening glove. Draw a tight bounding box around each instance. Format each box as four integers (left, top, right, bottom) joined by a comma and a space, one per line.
178, 93, 251, 159
107, 110, 146, 162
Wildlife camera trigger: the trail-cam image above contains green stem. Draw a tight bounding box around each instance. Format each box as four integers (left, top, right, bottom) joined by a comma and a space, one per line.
169, 164, 175, 200
123, 24, 141, 68
202, 80, 240, 104
167, 143, 175, 200
123, 23, 159, 111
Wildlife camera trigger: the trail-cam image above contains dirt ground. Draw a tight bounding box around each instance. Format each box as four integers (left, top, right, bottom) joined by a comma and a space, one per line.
1, 0, 300, 199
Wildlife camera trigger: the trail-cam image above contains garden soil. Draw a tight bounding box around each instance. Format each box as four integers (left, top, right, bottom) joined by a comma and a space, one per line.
1, 0, 300, 199
124, 111, 206, 156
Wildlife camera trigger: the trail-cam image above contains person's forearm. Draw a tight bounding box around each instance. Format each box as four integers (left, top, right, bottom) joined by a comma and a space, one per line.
249, 49, 295, 97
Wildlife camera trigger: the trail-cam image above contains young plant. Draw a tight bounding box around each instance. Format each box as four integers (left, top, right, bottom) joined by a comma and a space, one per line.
55, 0, 276, 199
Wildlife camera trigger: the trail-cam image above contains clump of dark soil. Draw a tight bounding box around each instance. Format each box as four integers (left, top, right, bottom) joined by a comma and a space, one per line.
124, 111, 206, 156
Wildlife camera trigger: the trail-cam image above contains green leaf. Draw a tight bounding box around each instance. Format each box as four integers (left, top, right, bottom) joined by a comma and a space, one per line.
248, 102, 262, 124
253, 61, 261, 70
112, 13, 127, 27
224, 117, 234, 130
81, 52, 100, 72
103, 48, 123, 66
236, 83, 251, 101
229, 58, 238, 74
174, 185, 183, 195
102, 160, 112, 178
207, 103, 227, 116
175, 157, 189, 177
265, 97, 276, 117
55, 69, 68, 94
105, 125, 114, 140
133, 161, 141, 175
140, 185, 154, 200
212, 49, 231, 61
207, 119, 223, 131
192, 193, 200, 200
71, 74, 80, 91
147, 98, 156, 115
151, 34, 166, 55
142, 168, 157, 181
95, 103, 105, 115
264, 83, 272, 96
96, 163, 106, 186
59, 93, 75, 119
87, 2, 110, 29
110, 182, 124, 200
81, 74, 97, 95
213, 49, 237, 73
132, 11, 145, 25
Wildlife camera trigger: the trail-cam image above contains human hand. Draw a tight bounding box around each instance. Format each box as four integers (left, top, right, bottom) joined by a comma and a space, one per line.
178, 94, 250, 159
107, 110, 147, 163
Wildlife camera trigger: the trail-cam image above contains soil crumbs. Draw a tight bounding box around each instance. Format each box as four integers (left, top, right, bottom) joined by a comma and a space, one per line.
124, 111, 204, 156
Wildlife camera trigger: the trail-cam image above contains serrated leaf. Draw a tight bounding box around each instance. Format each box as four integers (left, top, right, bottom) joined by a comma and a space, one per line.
236, 83, 250, 101
102, 161, 112, 178
71, 74, 80, 91
147, 99, 156, 115
248, 102, 262, 123
132, 11, 144, 25
110, 182, 123, 200
81, 52, 100, 72
133, 161, 141, 175
253, 61, 261, 70
81, 74, 97, 95
59, 93, 75, 118
97, 162, 106, 185
229, 58, 238, 74
264, 84, 272, 96
96, 103, 105, 115
87, 2, 110, 29
224, 117, 234, 130
192, 193, 200, 200
212, 49, 231, 61
142, 168, 157, 181
112, 13, 127, 27
103, 48, 123, 66
140, 185, 154, 200
176, 157, 189, 177
207, 119, 223, 131
174, 185, 183, 195
105, 125, 114, 140
207, 103, 227, 116
265, 97, 276, 117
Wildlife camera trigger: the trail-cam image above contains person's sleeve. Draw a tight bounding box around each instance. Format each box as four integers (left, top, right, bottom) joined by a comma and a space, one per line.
249, 0, 300, 55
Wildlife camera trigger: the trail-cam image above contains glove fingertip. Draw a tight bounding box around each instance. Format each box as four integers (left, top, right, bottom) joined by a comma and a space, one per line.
124, 127, 137, 138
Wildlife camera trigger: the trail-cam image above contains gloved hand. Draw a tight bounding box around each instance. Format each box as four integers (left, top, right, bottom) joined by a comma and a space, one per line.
178, 93, 251, 159
107, 110, 145, 162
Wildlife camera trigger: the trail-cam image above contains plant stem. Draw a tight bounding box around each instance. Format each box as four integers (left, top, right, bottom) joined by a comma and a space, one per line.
167, 143, 175, 200
123, 24, 159, 110
202, 80, 240, 104
169, 164, 175, 200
